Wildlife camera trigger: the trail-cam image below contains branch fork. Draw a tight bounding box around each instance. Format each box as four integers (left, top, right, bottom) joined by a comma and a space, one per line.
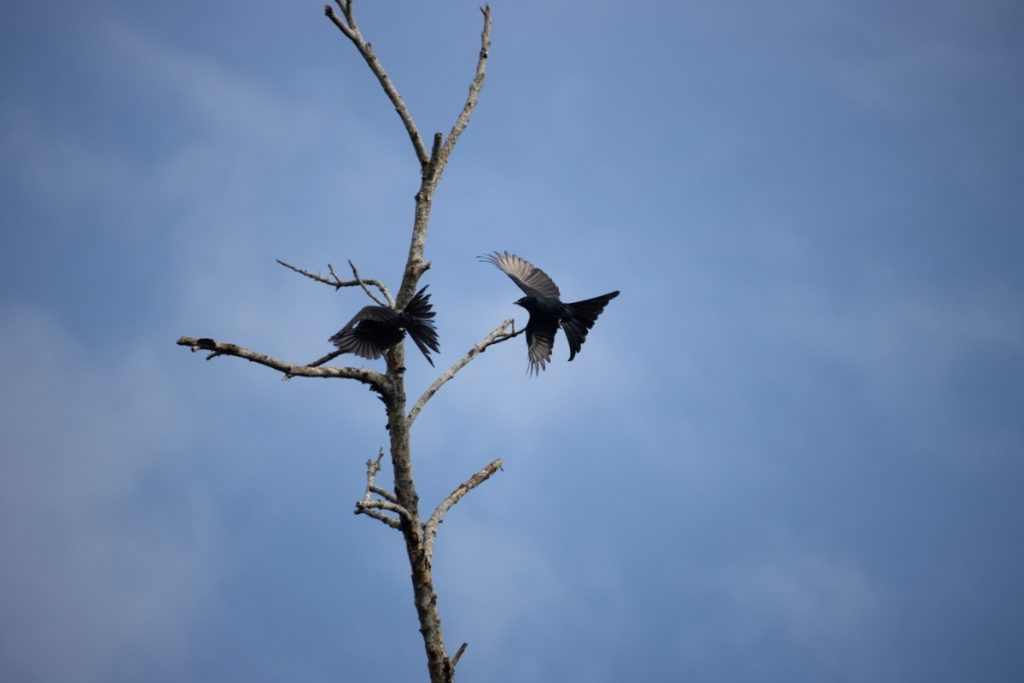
276, 258, 394, 307
355, 450, 407, 530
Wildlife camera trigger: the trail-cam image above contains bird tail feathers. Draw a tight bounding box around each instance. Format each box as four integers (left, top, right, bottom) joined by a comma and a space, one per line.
403, 286, 440, 366
562, 290, 620, 361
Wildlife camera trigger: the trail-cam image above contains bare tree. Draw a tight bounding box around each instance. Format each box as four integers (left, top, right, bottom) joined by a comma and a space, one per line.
176, 4, 517, 681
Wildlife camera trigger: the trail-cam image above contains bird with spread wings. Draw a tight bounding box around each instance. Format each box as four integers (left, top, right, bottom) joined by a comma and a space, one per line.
481, 251, 619, 374
329, 285, 440, 366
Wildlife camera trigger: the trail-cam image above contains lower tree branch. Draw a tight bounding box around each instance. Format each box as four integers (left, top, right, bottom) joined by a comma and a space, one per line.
424, 458, 504, 561
359, 449, 399, 503
353, 450, 403, 530
356, 498, 411, 521
356, 507, 403, 530
176, 337, 389, 392
370, 484, 398, 504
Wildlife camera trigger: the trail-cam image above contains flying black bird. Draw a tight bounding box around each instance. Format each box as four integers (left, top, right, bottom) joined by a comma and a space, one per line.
329, 286, 440, 366
480, 251, 619, 374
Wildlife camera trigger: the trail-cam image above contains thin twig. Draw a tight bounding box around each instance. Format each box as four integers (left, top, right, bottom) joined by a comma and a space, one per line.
450, 642, 468, 668
347, 259, 392, 307
354, 450, 403, 529
423, 458, 504, 560
361, 449, 388, 499
356, 498, 412, 521
176, 336, 389, 391
357, 508, 402, 530
369, 485, 398, 504
277, 258, 393, 305
324, 3, 430, 166
305, 349, 343, 368
407, 319, 522, 425
276, 258, 341, 287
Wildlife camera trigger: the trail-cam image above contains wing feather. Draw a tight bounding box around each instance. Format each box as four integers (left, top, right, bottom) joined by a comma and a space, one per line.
525, 320, 557, 375
329, 306, 403, 359
480, 251, 561, 299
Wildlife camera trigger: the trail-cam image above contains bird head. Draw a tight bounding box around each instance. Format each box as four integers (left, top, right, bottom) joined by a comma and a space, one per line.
514, 296, 530, 309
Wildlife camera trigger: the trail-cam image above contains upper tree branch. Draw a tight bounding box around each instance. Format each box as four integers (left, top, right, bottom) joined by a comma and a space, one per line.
435, 5, 492, 183
277, 258, 393, 307
407, 319, 522, 426
423, 458, 503, 561
345, 260, 393, 307
325, 2, 430, 167
396, 6, 492, 309
176, 336, 389, 392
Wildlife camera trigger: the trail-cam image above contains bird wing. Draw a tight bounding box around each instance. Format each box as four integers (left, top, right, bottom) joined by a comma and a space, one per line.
329, 306, 403, 359
480, 251, 561, 299
525, 318, 558, 375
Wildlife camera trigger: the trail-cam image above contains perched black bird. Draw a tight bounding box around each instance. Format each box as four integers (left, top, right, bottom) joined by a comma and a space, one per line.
329, 286, 440, 366
481, 251, 619, 374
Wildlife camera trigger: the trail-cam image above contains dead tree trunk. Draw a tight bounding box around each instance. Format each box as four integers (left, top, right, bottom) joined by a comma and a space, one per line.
176, 4, 520, 681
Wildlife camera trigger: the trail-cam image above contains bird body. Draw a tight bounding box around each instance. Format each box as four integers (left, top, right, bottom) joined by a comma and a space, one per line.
481, 251, 619, 373
329, 286, 440, 366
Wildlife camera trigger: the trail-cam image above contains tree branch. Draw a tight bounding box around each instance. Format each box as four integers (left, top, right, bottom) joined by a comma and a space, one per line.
423, 458, 503, 560
395, 6, 492, 309
370, 484, 398, 504
354, 449, 406, 530
304, 349, 344, 368
450, 642, 468, 669
176, 336, 389, 392
318, 7, 495, 682
276, 258, 393, 307
362, 448, 388, 493
362, 450, 399, 504
408, 319, 523, 426
346, 260, 392, 307
357, 507, 403, 530
435, 5, 492, 182
324, 2, 430, 167
356, 498, 411, 521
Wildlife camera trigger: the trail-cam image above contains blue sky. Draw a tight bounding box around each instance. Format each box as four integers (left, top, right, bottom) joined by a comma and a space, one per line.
3, 1, 1023, 680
